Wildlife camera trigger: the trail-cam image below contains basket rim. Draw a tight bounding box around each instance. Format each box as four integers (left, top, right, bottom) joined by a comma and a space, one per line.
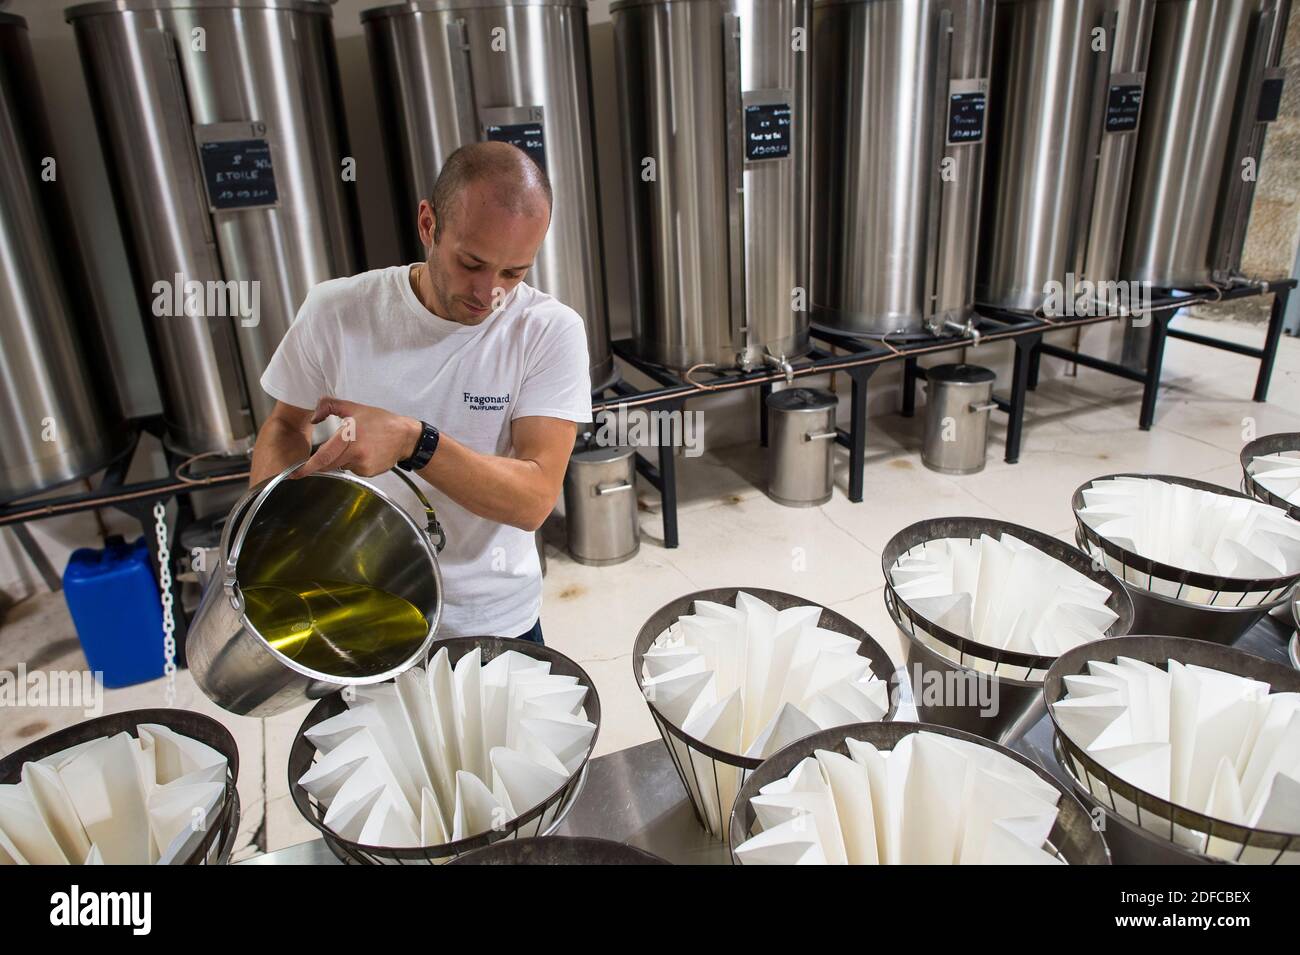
1071, 472, 1300, 595
288, 635, 601, 861
727, 719, 1111, 865
631, 586, 900, 772
1239, 432, 1300, 521
0, 707, 241, 865
1044, 634, 1300, 852
880, 515, 1135, 673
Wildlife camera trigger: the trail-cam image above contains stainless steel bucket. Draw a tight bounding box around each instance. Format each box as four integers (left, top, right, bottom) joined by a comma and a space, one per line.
187, 462, 445, 717
765, 387, 837, 507
563, 446, 639, 566
921, 364, 998, 475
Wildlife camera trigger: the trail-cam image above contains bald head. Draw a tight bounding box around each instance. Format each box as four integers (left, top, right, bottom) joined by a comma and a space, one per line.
429, 141, 552, 244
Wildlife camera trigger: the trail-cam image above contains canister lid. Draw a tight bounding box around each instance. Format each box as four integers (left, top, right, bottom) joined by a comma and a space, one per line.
571, 444, 636, 464
926, 363, 996, 385
765, 387, 837, 413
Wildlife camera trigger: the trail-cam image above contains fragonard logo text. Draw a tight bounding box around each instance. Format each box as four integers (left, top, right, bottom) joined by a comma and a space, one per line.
50, 885, 152, 936
463, 391, 510, 410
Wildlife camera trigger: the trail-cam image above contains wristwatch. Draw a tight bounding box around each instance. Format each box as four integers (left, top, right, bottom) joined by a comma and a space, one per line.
398, 420, 440, 471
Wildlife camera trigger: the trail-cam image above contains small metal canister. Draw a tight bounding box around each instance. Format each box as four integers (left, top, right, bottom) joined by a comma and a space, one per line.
563, 446, 639, 566
922, 364, 998, 475
766, 388, 838, 507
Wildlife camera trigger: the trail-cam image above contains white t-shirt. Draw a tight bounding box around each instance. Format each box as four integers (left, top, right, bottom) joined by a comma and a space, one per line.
260, 265, 592, 638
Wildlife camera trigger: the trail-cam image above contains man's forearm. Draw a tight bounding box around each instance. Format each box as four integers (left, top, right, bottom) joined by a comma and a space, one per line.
417, 432, 554, 532
249, 418, 312, 486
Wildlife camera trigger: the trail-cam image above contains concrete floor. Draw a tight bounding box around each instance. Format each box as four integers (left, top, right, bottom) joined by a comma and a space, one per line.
3, 315, 1300, 861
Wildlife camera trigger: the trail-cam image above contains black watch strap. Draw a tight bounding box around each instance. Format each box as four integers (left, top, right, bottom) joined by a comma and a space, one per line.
398, 420, 440, 471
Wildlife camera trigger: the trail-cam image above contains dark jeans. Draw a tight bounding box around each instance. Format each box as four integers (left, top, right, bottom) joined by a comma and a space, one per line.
516, 618, 544, 645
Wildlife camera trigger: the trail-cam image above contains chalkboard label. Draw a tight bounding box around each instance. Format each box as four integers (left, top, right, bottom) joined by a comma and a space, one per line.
744, 103, 792, 161
947, 92, 986, 144
1258, 76, 1285, 123
199, 139, 278, 211
1105, 84, 1144, 133
485, 122, 547, 172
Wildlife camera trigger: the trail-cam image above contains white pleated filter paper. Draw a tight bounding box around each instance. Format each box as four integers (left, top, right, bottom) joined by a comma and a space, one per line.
0, 724, 228, 865
733, 730, 1066, 864
889, 533, 1119, 679
1077, 476, 1300, 605
1053, 656, 1300, 862
1249, 451, 1300, 508
640, 592, 890, 835
298, 646, 596, 850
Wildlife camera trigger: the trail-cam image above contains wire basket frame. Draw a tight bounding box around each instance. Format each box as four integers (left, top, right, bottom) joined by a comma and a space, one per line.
1240, 431, 1300, 522
728, 721, 1111, 864
882, 517, 1135, 683
1071, 473, 1300, 608
632, 587, 899, 841
1045, 635, 1300, 864
288, 636, 600, 865
0, 707, 242, 865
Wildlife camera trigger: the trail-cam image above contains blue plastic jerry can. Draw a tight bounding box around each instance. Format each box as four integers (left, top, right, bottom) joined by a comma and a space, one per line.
62, 535, 166, 689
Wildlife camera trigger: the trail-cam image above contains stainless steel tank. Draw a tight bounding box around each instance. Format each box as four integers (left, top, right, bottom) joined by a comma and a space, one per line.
977, 0, 1155, 314
812, 0, 994, 338
0, 13, 125, 501
67, 0, 365, 456
611, 0, 811, 371
1121, 0, 1291, 288
363, 0, 615, 391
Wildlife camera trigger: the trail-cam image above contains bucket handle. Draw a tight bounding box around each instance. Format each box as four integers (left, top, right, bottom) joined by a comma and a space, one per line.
220, 462, 448, 612
220, 461, 304, 612
388, 467, 448, 554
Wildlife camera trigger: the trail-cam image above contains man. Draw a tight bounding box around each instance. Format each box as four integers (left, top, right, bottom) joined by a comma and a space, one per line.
249, 142, 592, 645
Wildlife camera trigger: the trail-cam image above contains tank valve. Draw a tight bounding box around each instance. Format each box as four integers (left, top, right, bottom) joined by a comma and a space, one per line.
944, 318, 981, 347
765, 351, 795, 384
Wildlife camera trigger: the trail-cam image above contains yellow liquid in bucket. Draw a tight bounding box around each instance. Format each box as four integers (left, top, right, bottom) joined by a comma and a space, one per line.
241, 580, 428, 677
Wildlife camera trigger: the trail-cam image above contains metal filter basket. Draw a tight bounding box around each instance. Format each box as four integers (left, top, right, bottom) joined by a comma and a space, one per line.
632, 587, 899, 841
0, 707, 241, 865
288, 636, 600, 864
1045, 635, 1300, 865
1240, 432, 1300, 521
728, 721, 1111, 864
1071, 473, 1300, 644
882, 517, 1134, 746
448, 836, 668, 865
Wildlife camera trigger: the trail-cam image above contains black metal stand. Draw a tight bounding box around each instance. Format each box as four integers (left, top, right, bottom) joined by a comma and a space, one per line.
1010, 280, 1295, 432
593, 280, 1291, 547
0, 417, 250, 640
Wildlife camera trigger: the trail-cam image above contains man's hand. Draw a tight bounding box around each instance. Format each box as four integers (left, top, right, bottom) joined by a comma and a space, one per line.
294, 398, 422, 479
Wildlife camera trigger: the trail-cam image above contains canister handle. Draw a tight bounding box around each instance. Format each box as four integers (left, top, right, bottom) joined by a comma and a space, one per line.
221, 461, 306, 611
968, 401, 999, 414
388, 467, 448, 554
595, 480, 634, 496
804, 430, 838, 442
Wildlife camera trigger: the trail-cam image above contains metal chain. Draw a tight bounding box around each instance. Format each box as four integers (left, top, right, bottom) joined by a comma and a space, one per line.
153, 501, 177, 706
